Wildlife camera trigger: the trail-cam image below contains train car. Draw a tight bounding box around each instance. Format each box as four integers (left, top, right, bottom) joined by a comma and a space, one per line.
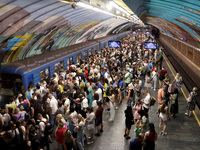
0, 31, 131, 106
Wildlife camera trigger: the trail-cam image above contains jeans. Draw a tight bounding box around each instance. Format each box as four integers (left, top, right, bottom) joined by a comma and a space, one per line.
50, 114, 55, 126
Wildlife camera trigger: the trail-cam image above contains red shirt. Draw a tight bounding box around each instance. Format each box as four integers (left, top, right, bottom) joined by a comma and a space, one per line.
56, 125, 67, 144
85, 70, 88, 79
159, 69, 167, 79
95, 105, 104, 120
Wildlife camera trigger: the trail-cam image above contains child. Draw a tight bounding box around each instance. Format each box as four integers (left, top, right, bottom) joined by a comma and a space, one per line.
135, 120, 141, 137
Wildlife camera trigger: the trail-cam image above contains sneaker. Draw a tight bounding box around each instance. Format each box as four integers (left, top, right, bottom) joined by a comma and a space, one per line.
185, 113, 188, 116
159, 132, 163, 135
154, 89, 156, 91
87, 141, 93, 145
116, 106, 118, 110
126, 136, 131, 139
100, 129, 103, 132
162, 132, 168, 136
95, 133, 100, 136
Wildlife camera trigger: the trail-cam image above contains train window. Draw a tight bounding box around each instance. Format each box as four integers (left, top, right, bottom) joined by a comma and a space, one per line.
45, 68, 49, 76
70, 57, 73, 65
40, 70, 44, 82
55, 61, 64, 73
67, 58, 70, 66
60, 61, 64, 70
89, 48, 93, 56
54, 62, 60, 74
28, 74, 33, 88
76, 53, 82, 64
84, 51, 87, 59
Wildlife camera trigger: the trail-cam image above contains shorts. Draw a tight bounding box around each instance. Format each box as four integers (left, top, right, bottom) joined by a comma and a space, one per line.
106, 97, 110, 102
125, 119, 132, 130
95, 120, 102, 126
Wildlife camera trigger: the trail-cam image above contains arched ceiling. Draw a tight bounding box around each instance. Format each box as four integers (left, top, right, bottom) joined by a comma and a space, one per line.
123, 0, 200, 48
0, 0, 135, 64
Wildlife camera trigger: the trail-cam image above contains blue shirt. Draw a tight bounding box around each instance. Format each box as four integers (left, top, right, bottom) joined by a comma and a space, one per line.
119, 81, 124, 88
148, 62, 153, 71
113, 81, 117, 88
98, 83, 103, 89
129, 138, 142, 150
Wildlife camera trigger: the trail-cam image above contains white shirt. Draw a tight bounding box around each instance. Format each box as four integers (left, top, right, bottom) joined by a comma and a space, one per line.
64, 98, 70, 119
107, 77, 112, 84
151, 71, 157, 80
143, 93, 151, 109
39, 118, 47, 136
49, 96, 58, 114
95, 88, 102, 101
104, 72, 108, 79
92, 100, 98, 113
82, 98, 88, 109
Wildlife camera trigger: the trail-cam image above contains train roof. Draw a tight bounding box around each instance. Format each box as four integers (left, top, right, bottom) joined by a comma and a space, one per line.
0, 31, 130, 76
0, 40, 98, 75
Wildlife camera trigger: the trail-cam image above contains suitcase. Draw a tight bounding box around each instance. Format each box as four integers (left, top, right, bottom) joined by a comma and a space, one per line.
168, 84, 175, 93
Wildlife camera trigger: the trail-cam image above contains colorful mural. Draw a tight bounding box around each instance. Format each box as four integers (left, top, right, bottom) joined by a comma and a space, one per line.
123, 0, 200, 48
0, 0, 130, 65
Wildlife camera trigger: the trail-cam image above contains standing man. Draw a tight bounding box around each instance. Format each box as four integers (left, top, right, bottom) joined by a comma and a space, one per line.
48, 93, 58, 125
129, 133, 145, 150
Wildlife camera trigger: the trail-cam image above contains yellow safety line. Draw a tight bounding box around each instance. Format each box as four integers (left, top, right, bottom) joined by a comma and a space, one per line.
163, 55, 200, 126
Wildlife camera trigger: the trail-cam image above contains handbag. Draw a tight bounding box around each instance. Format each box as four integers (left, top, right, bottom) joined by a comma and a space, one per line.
87, 124, 94, 130
131, 120, 135, 125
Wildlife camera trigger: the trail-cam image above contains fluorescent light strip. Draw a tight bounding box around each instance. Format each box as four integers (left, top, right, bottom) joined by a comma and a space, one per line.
109, 1, 142, 23
109, 1, 130, 16
77, 2, 114, 16
77, 2, 132, 22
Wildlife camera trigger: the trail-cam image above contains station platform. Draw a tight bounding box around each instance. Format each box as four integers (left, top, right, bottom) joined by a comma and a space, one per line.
50, 52, 200, 150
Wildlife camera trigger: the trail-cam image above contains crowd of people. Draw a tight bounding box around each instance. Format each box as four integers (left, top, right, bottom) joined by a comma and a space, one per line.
0, 30, 198, 150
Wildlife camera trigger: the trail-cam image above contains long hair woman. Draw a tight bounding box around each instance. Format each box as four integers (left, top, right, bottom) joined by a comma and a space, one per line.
75, 114, 85, 150
109, 88, 116, 122
144, 123, 157, 150
185, 87, 198, 117
159, 100, 170, 136
63, 129, 76, 150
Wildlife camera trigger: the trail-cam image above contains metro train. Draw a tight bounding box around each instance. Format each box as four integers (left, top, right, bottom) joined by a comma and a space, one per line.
0, 31, 131, 103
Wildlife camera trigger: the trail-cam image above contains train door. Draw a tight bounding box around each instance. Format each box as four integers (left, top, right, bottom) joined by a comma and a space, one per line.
39, 67, 50, 83
89, 48, 93, 56
95, 46, 97, 54
67, 57, 73, 68
54, 60, 64, 74
76, 53, 82, 64
84, 51, 88, 61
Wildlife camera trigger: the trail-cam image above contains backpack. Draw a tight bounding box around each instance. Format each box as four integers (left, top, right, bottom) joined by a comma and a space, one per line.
42, 120, 53, 135
159, 70, 164, 80
150, 96, 156, 106
142, 67, 147, 75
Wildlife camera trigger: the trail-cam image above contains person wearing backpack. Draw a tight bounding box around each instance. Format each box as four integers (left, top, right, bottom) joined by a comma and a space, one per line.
185, 87, 198, 117
37, 113, 51, 150
158, 67, 167, 88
